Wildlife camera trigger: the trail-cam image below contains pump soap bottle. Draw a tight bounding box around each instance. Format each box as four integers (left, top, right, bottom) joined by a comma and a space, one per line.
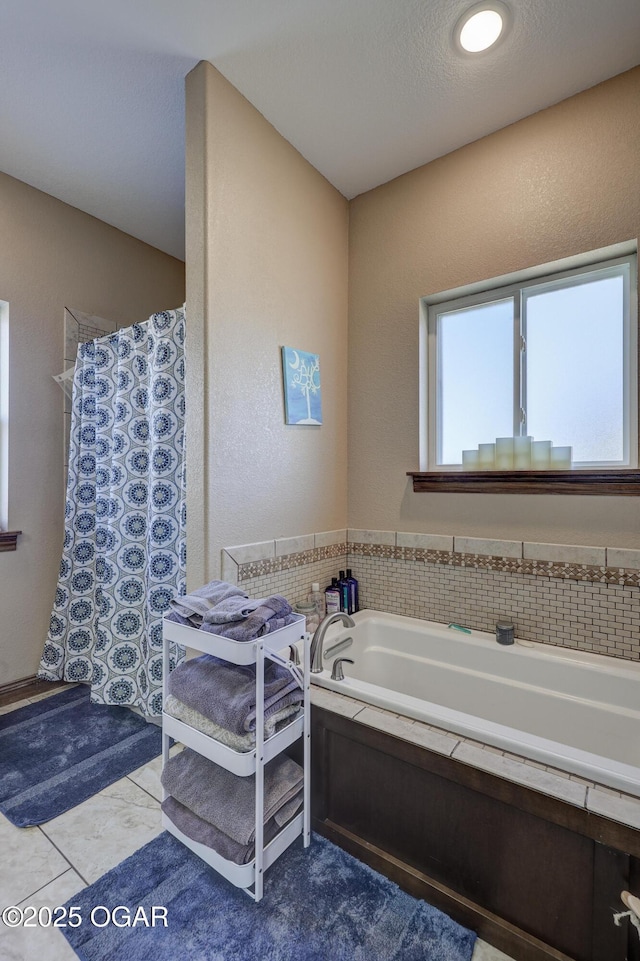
325, 578, 341, 615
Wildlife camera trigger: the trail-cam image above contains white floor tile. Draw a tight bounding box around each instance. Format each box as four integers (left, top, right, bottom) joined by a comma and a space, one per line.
0, 816, 70, 907
472, 938, 516, 961
41, 777, 162, 883
127, 743, 182, 803
0, 869, 86, 961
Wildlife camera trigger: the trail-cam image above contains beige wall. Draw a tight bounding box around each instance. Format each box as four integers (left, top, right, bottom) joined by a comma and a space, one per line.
348, 66, 640, 548
0, 172, 185, 684
185, 62, 349, 587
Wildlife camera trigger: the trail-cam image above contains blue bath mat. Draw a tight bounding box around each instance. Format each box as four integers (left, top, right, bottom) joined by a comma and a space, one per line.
0, 685, 162, 827
62, 831, 476, 961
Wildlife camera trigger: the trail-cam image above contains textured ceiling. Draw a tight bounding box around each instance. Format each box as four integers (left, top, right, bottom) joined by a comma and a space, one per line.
2, 0, 640, 260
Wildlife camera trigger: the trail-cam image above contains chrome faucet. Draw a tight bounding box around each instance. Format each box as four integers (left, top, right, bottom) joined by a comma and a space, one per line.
310, 611, 355, 673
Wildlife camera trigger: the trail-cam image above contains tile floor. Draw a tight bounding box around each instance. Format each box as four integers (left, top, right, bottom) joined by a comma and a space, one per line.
0, 688, 513, 961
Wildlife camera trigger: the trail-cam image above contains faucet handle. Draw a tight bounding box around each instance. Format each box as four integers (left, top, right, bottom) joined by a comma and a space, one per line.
288, 644, 301, 666
331, 657, 354, 681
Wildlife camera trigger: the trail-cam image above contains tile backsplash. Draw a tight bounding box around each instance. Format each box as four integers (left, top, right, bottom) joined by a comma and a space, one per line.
221, 529, 640, 661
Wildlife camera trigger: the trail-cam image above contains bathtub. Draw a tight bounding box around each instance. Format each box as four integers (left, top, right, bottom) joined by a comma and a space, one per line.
311, 609, 640, 798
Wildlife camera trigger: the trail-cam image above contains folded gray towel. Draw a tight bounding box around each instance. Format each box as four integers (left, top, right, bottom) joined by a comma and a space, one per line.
170, 580, 249, 626
167, 654, 303, 735
162, 792, 303, 865
200, 595, 266, 626
161, 796, 276, 864
200, 595, 295, 641
164, 693, 300, 751
161, 748, 304, 846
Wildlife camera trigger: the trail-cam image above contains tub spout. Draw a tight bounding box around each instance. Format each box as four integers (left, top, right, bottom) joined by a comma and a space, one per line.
310, 612, 355, 673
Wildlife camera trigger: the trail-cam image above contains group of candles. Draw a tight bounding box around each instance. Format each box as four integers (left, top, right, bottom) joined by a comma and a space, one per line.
461, 437, 573, 471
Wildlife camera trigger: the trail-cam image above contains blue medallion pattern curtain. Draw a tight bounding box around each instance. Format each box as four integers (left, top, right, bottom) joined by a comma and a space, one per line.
38, 307, 186, 717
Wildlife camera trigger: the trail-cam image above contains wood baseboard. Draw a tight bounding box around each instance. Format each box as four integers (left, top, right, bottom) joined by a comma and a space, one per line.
0, 675, 67, 707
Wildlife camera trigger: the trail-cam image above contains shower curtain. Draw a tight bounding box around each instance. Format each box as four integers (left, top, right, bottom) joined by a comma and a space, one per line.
38, 307, 186, 717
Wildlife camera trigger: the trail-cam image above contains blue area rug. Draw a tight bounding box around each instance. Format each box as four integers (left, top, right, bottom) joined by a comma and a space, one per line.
62, 831, 476, 961
0, 685, 162, 827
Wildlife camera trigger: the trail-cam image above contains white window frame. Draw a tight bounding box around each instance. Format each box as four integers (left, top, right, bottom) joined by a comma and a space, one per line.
0, 300, 8, 529
419, 243, 638, 471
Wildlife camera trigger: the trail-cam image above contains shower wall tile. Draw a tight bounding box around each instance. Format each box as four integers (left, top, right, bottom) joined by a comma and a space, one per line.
396, 532, 453, 551
239, 552, 348, 610
606, 547, 640, 570
454, 536, 522, 559
225, 540, 275, 564
221, 551, 239, 586
523, 542, 606, 566
315, 529, 347, 548
353, 552, 640, 661
347, 529, 396, 546
275, 534, 314, 556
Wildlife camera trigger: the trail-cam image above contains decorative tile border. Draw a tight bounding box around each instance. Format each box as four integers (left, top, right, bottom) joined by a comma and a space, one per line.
237, 542, 347, 581
347, 541, 640, 587
222, 529, 640, 588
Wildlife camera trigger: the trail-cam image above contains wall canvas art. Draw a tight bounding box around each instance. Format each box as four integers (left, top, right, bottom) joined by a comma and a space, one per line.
281, 346, 323, 425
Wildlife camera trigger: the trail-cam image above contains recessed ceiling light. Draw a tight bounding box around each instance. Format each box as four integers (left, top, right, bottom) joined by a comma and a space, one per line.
454, 2, 510, 54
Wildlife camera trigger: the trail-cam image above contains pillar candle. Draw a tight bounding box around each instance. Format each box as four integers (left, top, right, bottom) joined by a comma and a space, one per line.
531, 440, 551, 469
513, 436, 532, 469
550, 446, 572, 469
462, 449, 481, 470
478, 443, 495, 470
495, 437, 514, 469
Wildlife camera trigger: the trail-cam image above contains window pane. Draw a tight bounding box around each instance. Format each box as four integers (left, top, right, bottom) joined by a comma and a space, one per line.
438, 299, 514, 464
525, 275, 624, 463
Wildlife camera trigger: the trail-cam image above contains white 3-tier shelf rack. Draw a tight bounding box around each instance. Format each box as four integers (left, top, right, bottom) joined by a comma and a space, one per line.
161, 613, 310, 902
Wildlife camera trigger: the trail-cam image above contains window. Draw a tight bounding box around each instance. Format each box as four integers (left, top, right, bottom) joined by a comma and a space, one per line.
421, 248, 637, 470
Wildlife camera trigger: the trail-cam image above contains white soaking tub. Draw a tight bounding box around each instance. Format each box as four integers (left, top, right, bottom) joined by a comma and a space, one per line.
311, 609, 640, 797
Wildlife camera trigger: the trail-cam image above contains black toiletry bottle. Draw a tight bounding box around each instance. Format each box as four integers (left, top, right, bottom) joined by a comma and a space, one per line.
325, 578, 341, 615
338, 570, 350, 613
346, 568, 359, 613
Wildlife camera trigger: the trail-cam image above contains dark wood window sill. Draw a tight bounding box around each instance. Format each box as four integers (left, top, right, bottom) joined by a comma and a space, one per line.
407, 470, 640, 495
0, 531, 22, 552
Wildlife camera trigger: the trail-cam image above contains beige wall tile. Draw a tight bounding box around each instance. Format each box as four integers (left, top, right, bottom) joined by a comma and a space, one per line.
314, 529, 347, 548
606, 547, 640, 570
396, 532, 454, 551
348, 529, 396, 546
220, 550, 239, 585
453, 742, 587, 806
275, 534, 314, 556
587, 788, 640, 829
523, 542, 606, 565
310, 685, 367, 718
454, 537, 522, 559
224, 540, 275, 564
